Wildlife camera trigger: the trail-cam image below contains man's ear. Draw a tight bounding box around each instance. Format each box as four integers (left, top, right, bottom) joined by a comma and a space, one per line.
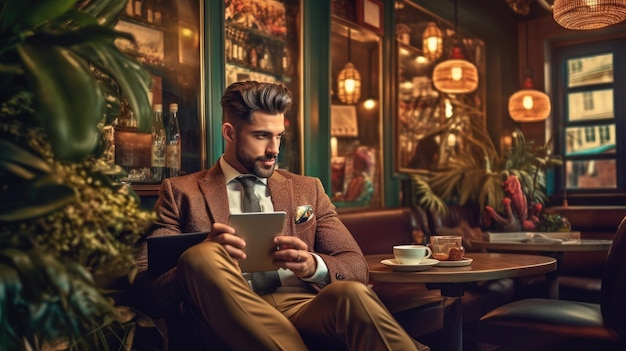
223, 123, 236, 142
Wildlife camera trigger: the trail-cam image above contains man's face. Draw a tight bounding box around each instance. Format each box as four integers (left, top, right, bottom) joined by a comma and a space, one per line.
233, 111, 285, 178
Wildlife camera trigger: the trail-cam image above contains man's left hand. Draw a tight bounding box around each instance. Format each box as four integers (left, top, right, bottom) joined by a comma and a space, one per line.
272, 235, 316, 278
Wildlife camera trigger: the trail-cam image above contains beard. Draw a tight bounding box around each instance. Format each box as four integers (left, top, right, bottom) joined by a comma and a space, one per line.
236, 143, 277, 178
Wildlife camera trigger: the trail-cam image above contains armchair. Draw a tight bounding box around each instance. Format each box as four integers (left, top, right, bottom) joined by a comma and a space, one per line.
473, 216, 626, 350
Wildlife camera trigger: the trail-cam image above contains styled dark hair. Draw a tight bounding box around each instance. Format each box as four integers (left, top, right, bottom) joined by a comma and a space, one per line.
220, 81, 292, 124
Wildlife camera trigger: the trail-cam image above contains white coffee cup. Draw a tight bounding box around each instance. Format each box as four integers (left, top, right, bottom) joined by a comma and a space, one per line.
393, 245, 433, 265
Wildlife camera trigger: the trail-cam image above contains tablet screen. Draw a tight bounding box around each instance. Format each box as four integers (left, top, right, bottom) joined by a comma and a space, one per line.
228, 211, 287, 272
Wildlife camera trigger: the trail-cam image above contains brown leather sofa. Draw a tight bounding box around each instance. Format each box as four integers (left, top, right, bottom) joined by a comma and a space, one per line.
337, 207, 515, 349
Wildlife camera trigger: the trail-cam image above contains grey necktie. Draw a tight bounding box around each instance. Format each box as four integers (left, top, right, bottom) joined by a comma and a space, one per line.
237, 176, 280, 294
237, 176, 262, 212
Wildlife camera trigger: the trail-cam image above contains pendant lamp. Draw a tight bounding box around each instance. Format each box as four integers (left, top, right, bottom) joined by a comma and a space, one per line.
337, 28, 361, 104
553, 0, 626, 30
508, 22, 551, 123
422, 22, 443, 61
432, 0, 479, 94
363, 46, 377, 110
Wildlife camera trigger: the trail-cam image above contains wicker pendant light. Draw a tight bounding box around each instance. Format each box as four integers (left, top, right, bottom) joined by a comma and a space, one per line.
509, 76, 551, 122
432, 0, 479, 94
337, 28, 361, 104
553, 0, 626, 30
508, 22, 551, 123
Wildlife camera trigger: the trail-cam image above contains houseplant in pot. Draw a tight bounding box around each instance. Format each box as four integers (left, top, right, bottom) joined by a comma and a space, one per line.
0, 0, 156, 349
409, 94, 563, 231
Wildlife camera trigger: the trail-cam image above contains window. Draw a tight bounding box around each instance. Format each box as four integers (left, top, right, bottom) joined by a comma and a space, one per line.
552, 39, 626, 201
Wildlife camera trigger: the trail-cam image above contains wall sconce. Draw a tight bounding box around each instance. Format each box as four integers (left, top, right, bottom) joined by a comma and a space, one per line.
422, 22, 443, 61
337, 28, 361, 104
432, 0, 479, 94
553, 0, 626, 30
508, 22, 551, 122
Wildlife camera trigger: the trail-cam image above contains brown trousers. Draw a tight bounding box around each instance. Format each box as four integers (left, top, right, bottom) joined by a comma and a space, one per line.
177, 241, 419, 351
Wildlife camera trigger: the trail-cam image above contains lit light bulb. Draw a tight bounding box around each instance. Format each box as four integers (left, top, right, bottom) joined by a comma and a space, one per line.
522, 95, 534, 110
447, 133, 456, 147
445, 99, 453, 118
364, 98, 376, 110
584, 0, 598, 7
451, 66, 463, 81
345, 79, 356, 93
181, 27, 193, 37
427, 37, 439, 53
415, 56, 428, 64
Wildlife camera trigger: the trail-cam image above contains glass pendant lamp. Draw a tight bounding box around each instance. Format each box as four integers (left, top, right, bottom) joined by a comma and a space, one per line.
337, 28, 361, 104
422, 22, 443, 62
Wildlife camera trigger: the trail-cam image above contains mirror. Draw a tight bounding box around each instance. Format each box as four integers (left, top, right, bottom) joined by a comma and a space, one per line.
394, 0, 486, 173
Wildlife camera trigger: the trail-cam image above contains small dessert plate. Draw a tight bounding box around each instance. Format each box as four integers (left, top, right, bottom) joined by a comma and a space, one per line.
380, 258, 440, 272
435, 258, 473, 267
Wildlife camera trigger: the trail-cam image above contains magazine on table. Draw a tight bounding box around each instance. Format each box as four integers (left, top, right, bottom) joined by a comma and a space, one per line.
484, 231, 581, 244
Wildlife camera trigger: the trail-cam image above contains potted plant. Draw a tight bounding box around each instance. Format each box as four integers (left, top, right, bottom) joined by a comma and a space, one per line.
0, 0, 156, 349
409, 94, 563, 231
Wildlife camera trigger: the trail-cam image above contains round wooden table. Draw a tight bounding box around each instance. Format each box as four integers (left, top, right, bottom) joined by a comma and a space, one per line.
472, 239, 612, 299
366, 252, 557, 351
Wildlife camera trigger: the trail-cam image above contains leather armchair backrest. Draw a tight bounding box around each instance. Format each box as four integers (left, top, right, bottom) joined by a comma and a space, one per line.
601, 215, 626, 338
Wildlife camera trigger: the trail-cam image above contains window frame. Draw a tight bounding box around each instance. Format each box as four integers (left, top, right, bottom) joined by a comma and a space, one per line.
551, 38, 626, 205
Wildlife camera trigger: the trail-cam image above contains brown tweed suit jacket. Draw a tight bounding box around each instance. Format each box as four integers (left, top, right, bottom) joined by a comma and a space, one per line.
133, 161, 368, 317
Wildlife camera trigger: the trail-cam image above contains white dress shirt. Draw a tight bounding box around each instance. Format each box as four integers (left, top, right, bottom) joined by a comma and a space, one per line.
219, 157, 329, 292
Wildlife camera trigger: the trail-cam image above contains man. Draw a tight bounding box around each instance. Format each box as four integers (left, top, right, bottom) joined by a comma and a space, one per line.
133, 81, 421, 350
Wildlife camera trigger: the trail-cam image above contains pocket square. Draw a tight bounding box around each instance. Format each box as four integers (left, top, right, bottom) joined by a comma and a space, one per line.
295, 205, 313, 224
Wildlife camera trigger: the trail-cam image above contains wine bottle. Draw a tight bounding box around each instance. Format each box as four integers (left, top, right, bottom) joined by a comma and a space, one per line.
153, 0, 162, 25
125, 0, 134, 16
145, 0, 154, 23
133, 0, 142, 19
150, 103, 166, 182
166, 103, 181, 178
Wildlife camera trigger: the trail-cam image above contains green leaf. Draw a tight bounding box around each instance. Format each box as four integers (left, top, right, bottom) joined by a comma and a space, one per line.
79, 0, 128, 28
73, 41, 152, 131
0, 174, 74, 222
1, 0, 78, 35
0, 140, 51, 179
18, 43, 104, 161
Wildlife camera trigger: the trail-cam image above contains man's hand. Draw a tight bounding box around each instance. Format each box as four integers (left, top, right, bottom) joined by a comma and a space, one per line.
272, 235, 317, 278
205, 222, 247, 263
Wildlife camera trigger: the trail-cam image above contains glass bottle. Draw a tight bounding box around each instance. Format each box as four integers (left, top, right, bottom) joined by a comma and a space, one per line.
133, 0, 142, 19
145, 0, 154, 23
150, 103, 166, 182
125, 0, 134, 16
166, 103, 181, 178
153, 0, 162, 25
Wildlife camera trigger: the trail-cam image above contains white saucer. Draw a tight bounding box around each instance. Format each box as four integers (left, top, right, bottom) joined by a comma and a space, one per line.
380, 258, 440, 272
435, 258, 473, 267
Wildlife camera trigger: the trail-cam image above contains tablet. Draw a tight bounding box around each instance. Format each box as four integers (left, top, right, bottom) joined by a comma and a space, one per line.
147, 231, 208, 275
229, 211, 287, 272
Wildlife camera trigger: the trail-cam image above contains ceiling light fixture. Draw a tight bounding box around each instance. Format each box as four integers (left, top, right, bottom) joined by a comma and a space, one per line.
508, 21, 551, 122
432, 0, 479, 94
363, 45, 377, 110
553, 0, 626, 30
422, 22, 443, 61
337, 28, 361, 104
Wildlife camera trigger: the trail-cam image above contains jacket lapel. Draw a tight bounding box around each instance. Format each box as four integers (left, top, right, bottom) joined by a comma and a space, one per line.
268, 172, 295, 236
199, 163, 230, 225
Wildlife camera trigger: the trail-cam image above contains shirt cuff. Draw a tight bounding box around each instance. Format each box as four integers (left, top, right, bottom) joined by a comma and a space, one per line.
299, 253, 329, 284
